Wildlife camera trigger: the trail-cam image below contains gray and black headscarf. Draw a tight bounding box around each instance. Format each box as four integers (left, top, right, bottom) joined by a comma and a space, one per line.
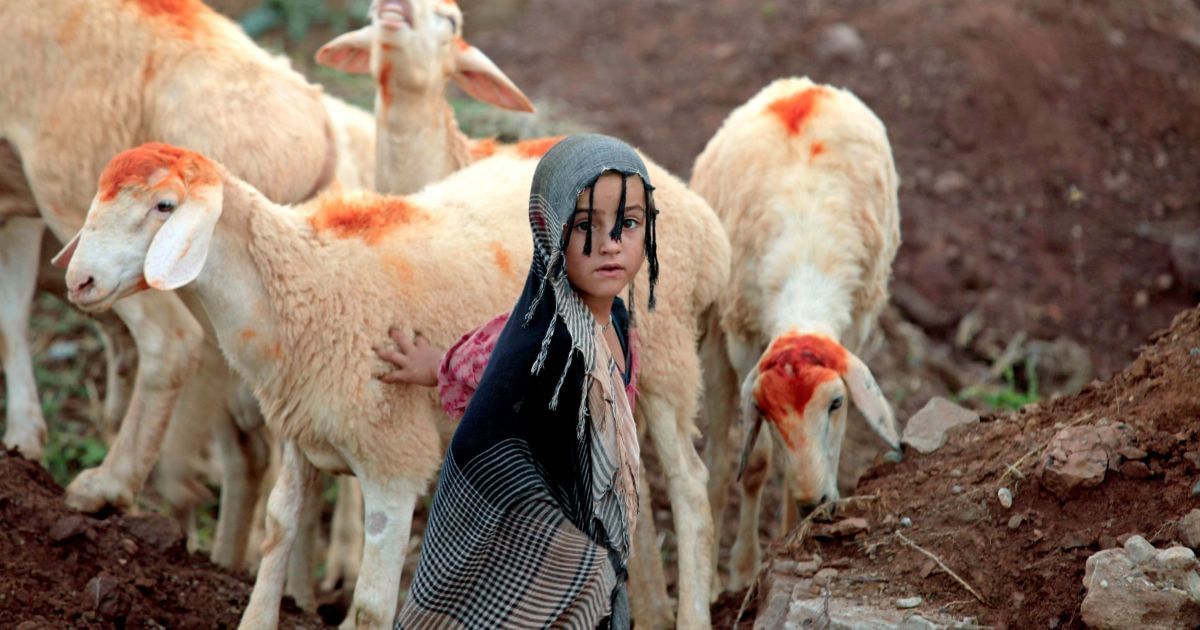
396, 134, 657, 630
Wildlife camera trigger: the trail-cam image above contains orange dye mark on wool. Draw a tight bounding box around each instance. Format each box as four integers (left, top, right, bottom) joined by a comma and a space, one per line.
268, 342, 283, 359
97, 143, 218, 202
56, 7, 86, 46
767, 87, 827, 136
490, 241, 514, 276
141, 52, 158, 86
753, 334, 848, 447
308, 194, 427, 245
129, 0, 214, 36
378, 61, 393, 108
469, 138, 498, 160
514, 136, 565, 159
810, 141, 826, 160
454, 36, 470, 51
240, 330, 257, 342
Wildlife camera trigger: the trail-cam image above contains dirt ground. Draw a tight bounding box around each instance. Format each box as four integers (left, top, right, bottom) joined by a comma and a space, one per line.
1, 0, 1199, 626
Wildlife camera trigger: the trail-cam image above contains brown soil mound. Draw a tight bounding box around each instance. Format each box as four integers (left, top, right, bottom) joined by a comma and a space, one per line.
741, 305, 1200, 627
0, 453, 321, 628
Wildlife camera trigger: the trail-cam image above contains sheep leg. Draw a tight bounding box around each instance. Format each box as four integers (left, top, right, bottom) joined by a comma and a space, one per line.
285, 478, 322, 611
699, 321, 739, 597
210, 406, 269, 570
246, 435, 282, 574
321, 475, 364, 592
240, 440, 319, 630
91, 311, 137, 441
64, 292, 204, 512
0, 216, 47, 461
642, 394, 713, 629
342, 474, 420, 629
729, 430, 771, 591
627, 463, 674, 629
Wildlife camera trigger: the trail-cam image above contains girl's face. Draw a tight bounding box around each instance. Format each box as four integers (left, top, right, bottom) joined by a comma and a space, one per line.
564, 172, 647, 306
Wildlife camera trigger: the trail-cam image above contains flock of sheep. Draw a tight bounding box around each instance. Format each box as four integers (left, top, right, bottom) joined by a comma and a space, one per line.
0, 0, 902, 628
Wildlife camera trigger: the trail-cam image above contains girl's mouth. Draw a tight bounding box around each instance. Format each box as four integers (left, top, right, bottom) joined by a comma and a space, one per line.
595, 263, 626, 278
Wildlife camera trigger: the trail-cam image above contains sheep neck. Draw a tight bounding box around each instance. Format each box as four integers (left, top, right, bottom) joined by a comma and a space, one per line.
374, 83, 471, 194
763, 265, 851, 346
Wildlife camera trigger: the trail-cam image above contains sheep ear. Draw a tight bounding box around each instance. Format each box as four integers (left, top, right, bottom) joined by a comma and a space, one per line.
144, 187, 222, 290
316, 27, 374, 74
52, 232, 81, 268
844, 352, 900, 450
452, 40, 535, 113
736, 374, 763, 481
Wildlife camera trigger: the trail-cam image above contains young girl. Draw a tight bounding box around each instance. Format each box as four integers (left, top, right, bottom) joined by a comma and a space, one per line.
384, 134, 658, 629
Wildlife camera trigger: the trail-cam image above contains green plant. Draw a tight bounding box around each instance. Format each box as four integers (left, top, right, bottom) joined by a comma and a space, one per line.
240, 0, 371, 42
957, 359, 1041, 412
41, 423, 108, 488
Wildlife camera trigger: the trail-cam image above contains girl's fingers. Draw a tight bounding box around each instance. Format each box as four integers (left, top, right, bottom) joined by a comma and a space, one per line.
376, 347, 410, 368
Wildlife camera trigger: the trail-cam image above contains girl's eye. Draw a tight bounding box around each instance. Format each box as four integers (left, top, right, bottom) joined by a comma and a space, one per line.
574, 221, 592, 232
622, 218, 640, 230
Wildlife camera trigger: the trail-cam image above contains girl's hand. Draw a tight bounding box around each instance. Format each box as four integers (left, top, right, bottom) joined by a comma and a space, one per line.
374, 328, 444, 387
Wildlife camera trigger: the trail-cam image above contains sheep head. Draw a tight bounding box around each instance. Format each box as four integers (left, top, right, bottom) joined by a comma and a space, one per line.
56, 143, 223, 311
315, 0, 533, 113
738, 332, 899, 507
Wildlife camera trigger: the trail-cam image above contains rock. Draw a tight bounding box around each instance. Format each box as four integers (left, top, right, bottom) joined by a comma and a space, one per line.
997, 487, 1013, 508
794, 555, 823, 577
124, 514, 184, 553
1082, 541, 1200, 629
15, 618, 54, 630
1099, 535, 1119, 550
1125, 535, 1158, 566
895, 596, 923, 609
812, 23, 866, 62
1180, 510, 1200, 550
1170, 234, 1200, 293
1193, 479, 1200, 497
901, 397, 980, 454
932, 170, 970, 198
1060, 531, 1095, 550
951, 485, 963, 494
824, 517, 870, 539
1120, 461, 1152, 479
44, 340, 81, 361
83, 574, 131, 620
49, 514, 93, 544
1039, 425, 1112, 499
813, 568, 840, 587
900, 516, 913, 528
1008, 514, 1025, 529
784, 596, 951, 629
1118, 446, 1148, 460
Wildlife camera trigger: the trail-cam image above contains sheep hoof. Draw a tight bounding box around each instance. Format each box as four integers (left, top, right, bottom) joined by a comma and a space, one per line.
65, 468, 135, 513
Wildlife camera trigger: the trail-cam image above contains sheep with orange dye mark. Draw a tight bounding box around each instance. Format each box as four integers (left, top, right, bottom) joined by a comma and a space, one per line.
691, 76, 902, 593
60, 136, 729, 629
0, 0, 348, 580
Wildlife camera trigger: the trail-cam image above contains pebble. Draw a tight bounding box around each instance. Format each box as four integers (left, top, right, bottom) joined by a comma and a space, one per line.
900, 516, 913, 528
951, 485, 963, 494
883, 450, 903, 464
813, 568, 839, 587
1125, 535, 1157, 566
998, 487, 1013, 508
1192, 479, 1200, 496
896, 596, 923, 609
1008, 514, 1025, 530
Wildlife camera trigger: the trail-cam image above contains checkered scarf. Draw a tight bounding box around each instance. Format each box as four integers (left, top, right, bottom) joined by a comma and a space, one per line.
396, 135, 657, 629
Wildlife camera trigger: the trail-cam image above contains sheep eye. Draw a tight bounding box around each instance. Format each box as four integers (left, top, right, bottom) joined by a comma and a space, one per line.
829, 396, 844, 413
438, 14, 457, 32
155, 200, 176, 213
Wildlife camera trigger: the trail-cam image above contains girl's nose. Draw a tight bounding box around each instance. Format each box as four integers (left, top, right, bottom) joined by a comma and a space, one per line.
598, 229, 622, 254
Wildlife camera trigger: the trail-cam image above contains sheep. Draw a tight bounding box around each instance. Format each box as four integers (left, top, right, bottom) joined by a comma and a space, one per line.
0, 0, 339, 572
315, 0, 534, 195
689, 77, 903, 592
317, 5, 721, 625
60, 133, 726, 627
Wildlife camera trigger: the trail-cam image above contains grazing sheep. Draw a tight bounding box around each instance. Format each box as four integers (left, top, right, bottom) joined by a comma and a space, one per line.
318, 4, 723, 624
690, 77, 902, 591
0, 0, 338, 572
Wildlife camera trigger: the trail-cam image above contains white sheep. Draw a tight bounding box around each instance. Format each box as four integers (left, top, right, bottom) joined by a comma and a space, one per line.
690, 77, 902, 591
316, 5, 723, 624
0, 0, 340, 571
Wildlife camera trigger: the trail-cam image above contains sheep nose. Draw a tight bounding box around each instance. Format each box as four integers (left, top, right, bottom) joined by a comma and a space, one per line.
69, 274, 96, 299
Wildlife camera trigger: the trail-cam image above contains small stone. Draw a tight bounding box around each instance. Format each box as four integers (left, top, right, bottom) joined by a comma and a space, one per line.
901, 397, 980, 454
998, 487, 1013, 508
1039, 425, 1110, 500
914, 470, 929, 483
900, 516, 913, 528
1134, 290, 1150, 309
826, 517, 870, 538
933, 170, 970, 198
1120, 461, 1151, 479
1155, 546, 1197, 572
1061, 531, 1095, 550
1117, 446, 1147, 460
1099, 535, 1119, 550
896, 596, 923, 609
883, 450, 903, 464
1125, 535, 1157, 566
794, 555, 822, 577
950, 468, 963, 478
1192, 479, 1200, 496
951, 485, 963, 494
119, 538, 138, 555
124, 514, 184, 552
1116, 532, 1138, 546
1180, 509, 1200, 550
1008, 514, 1025, 529
83, 574, 131, 619
813, 568, 839, 587
812, 23, 867, 62
49, 515, 92, 544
